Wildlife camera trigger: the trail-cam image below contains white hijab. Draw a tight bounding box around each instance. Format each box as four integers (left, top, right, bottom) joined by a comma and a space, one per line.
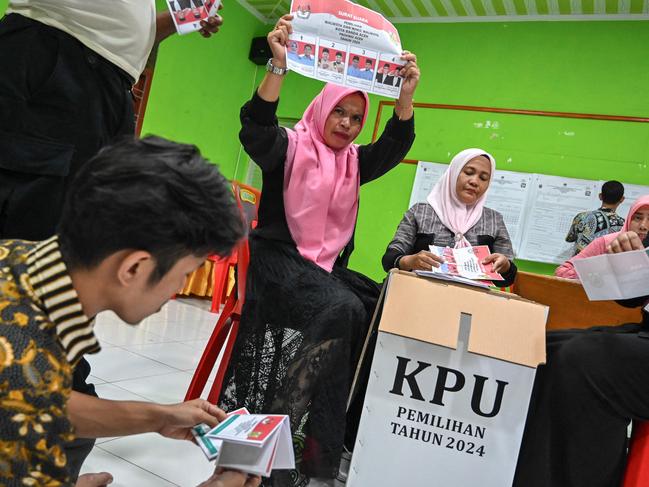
426, 148, 496, 247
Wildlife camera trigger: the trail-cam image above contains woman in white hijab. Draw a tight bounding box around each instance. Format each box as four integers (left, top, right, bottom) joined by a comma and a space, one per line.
382, 148, 517, 286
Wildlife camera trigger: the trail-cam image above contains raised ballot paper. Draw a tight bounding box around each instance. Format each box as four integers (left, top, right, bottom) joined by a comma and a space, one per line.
287, 0, 406, 98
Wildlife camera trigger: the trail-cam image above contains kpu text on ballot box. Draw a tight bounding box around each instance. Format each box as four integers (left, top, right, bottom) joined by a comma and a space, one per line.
347, 270, 548, 487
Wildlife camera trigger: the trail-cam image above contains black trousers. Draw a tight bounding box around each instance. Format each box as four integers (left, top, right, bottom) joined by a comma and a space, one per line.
514, 324, 649, 487
0, 13, 135, 241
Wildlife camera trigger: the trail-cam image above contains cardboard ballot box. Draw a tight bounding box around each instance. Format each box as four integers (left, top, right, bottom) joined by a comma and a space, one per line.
347, 271, 548, 487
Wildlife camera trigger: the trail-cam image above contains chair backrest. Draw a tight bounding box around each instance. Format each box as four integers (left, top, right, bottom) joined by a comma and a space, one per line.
230, 181, 260, 313
514, 271, 642, 330
232, 181, 261, 229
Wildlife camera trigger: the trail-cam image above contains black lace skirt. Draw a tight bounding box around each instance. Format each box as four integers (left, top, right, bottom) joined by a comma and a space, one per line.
219, 235, 380, 485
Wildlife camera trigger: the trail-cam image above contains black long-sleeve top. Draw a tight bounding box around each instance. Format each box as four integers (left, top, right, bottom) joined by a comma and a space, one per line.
239, 92, 415, 264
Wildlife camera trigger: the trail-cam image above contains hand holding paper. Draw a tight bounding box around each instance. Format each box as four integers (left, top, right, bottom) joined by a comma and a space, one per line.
481, 252, 511, 274
158, 399, 227, 442
607, 231, 646, 254
428, 245, 504, 281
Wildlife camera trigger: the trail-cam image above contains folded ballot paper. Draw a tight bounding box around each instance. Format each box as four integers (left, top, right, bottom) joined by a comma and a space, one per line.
574, 247, 649, 301
191, 408, 295, 477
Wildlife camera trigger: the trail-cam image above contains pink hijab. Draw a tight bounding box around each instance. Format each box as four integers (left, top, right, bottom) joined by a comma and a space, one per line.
556, 194, 649, 279
283, 84, 369, 272
426, 148, 496, 248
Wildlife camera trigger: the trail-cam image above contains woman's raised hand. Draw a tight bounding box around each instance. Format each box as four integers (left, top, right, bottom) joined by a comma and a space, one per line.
395, 51, 420, 120
267, 14, 293, 67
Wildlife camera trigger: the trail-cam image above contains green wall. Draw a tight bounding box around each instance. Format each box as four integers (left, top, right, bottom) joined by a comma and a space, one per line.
142, 0, 265, 178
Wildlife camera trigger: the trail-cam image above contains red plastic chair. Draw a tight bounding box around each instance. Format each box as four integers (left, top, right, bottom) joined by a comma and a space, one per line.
184, 182, 259, 403
206, 183, 260, 313
622, 421, 649, 486
208, 251, 237, 313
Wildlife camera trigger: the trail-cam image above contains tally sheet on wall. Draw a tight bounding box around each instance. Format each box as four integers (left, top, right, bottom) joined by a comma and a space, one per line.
517, 175, 600, 264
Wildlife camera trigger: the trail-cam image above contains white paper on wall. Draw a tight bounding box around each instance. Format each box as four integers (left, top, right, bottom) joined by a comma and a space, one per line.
484, 170, 534, 256
408, 161, 448, 208
517, 175, 600, 264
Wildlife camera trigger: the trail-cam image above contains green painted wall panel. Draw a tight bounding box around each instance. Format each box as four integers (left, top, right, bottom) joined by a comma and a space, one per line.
141, 1, 264, 179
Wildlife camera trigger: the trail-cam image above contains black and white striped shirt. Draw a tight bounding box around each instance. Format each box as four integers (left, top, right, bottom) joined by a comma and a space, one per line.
26, 236, 100, 364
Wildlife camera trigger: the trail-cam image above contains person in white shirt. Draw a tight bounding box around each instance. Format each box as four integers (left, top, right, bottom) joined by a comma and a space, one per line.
0, 3, 223, 486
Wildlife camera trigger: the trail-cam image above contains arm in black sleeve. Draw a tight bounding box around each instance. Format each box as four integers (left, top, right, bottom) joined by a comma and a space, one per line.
239, 91, 289, 173
616, 296, 649, 309
358, 111, 415, 185
381, 206, 418, 272
491, 261, 517, 288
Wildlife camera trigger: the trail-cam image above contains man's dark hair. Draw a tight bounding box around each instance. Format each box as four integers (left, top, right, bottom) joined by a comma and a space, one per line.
58, 136, 245, 283
365, 59, 372, 65
352, 55, 359, 61
601, 180, 625, 205
322, 48, 329, 54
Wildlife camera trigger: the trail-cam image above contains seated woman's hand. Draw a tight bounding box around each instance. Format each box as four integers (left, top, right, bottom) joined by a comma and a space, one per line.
606, 231, 645, 253
482, 253, 511, 274
399, 251, 444, 271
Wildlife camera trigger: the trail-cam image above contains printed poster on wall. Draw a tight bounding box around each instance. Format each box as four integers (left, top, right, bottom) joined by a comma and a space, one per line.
287, 0, 406, 98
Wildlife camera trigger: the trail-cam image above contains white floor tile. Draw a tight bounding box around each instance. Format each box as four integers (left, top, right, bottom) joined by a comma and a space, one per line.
92, 383, 151, 444
88, 374, 106, 385
142, 320, 215, 342
80, 445, 176, 486
79, 299, 230, 485
99, 433, 216, 487
110, 370, 195, 404
86, 348, 178, 383
124, 341, 202, 371
94, 319, 172, 347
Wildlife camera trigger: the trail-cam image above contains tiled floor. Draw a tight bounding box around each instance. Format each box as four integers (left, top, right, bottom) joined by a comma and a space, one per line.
80, 298, 224, 486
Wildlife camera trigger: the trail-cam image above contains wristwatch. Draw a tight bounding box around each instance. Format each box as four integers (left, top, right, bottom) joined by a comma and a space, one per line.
266, 58, 289, 76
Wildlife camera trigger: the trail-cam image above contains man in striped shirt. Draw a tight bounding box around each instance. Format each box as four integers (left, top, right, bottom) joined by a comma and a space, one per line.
0, 137, 259, 487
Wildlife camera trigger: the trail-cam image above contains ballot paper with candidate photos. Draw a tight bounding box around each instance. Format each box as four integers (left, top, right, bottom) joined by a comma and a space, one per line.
287, 0, 406, 98
167, 0, 221, 35
203, 411, 295, 477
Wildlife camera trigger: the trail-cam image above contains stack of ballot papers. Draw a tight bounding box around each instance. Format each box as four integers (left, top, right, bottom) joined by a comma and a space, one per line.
574, 247, 649, 301
428, 245, 503, 281
191, 408, 295, 477
414, 270, 490, 289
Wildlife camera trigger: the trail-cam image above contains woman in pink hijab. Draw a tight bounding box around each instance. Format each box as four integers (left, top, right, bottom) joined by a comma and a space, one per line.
220, 14, 420, 487
555, 195, 649, 279
383, 148, 518, 286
